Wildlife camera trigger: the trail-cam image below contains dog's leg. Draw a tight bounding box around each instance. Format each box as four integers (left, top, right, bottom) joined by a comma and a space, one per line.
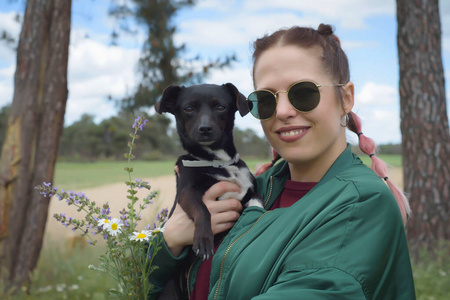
178, 188, 215, 260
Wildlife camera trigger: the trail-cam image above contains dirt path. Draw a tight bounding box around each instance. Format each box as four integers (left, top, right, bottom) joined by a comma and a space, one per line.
45, 167, 403, 240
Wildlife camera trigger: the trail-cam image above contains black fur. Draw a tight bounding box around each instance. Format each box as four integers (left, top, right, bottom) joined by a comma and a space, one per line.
155, 83, 263, 261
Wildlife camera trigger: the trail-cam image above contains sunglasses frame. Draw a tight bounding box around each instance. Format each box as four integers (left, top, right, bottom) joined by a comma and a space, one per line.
246, 81, 346, 120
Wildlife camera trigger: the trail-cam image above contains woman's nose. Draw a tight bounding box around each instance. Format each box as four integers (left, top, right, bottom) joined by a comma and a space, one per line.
275, 92, 297, 120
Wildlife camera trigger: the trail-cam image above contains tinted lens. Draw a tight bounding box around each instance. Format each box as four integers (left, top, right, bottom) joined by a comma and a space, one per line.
288, 82, 320, 112
247, 91, 276, 120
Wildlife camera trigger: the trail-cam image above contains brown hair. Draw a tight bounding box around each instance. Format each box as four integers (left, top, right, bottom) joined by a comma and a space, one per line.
252, 24, 350, 87
252, 24, 411, 225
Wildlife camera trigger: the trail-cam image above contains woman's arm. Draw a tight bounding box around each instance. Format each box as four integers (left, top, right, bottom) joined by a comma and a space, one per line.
148, 181, 243, 294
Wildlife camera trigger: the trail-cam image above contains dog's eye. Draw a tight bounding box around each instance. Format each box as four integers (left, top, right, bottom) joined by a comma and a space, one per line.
216, 105, 226, 112
184, 106, 194, 113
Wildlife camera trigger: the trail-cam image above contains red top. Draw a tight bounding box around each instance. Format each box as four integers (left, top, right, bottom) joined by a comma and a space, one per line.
190, 180, 317, 300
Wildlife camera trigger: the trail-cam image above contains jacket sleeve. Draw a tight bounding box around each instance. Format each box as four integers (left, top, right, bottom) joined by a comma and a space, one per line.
251, 267, 366, 300
253, 178, 413, 300
147, 232, 190, 296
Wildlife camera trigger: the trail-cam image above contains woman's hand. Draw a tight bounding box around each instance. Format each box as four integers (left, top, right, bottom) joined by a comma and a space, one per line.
162, 181, 243, 257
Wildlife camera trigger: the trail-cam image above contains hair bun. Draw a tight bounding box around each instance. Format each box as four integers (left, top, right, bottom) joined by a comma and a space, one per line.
317, 23, 334, 36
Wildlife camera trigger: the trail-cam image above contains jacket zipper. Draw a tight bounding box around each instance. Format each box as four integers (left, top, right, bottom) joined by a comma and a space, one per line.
187, 256, 200, 299
213, 211, 271, 299
210, 176, 273, 299
264, 176, 274, 208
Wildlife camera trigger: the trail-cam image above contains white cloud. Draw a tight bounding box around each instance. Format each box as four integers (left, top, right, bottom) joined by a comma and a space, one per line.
0, 11, 21, 64
356, 82, 398, 106
65, 30, 140, 124
240, 0, 394, 29
0, 64, 15, 107
352, 82, 401, 144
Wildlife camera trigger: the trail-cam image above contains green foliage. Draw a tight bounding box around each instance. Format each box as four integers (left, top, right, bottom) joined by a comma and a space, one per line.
234, 128, 271, 159
412, 242, 450, 300
33, 116, 168, 299
2, 237, 116, 300
59, 111, 177, 162
57, 111, 270, 162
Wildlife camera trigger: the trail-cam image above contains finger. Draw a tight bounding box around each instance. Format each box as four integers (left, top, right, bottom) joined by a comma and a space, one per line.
204, 181, 241, 202
206, 198, 242, 214
212, 209, 241, 225
212, 222, 236, 235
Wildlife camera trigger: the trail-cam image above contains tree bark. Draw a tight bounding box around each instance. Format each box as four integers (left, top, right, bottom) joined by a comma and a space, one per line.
0, 0, 71, 291
397, 0, 450, 255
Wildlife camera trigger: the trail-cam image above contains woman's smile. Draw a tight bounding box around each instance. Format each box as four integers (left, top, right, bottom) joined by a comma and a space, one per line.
276, 126, 310, 142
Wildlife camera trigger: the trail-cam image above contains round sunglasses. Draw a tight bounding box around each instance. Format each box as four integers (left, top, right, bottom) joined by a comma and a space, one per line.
246, 81, 346, 120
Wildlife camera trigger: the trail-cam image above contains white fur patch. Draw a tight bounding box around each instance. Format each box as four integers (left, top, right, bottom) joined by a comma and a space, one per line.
246, 198, 264, 208
214, 165, 253, 201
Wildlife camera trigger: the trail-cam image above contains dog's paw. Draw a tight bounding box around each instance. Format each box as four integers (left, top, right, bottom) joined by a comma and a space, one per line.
192, 234, 215, 261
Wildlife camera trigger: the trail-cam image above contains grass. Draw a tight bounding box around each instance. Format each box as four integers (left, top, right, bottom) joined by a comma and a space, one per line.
53, 158, 268, 190
53, 154, 399, 190
411, 242, 450, 300
359, 153, 402, 168
53, 160, 177, 190
3, 237, 117, 299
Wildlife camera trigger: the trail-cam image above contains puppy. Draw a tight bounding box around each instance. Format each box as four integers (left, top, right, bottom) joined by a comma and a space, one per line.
155, 83, 263, 260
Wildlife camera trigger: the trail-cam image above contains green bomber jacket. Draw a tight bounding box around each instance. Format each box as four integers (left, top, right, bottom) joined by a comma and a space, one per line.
149, 145, 416, 299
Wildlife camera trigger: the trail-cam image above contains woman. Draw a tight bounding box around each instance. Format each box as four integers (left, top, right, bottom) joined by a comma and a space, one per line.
150, 24, 416, 299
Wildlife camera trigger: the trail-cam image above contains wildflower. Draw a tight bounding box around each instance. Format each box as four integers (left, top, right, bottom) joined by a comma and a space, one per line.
43, 182, 51, 187
130, 230, 151, 242
55, 283, 66, 292
132, 116, 149, 131
152, 227, 164, 235
106, 218, 123, 236
98, 218, 111, 228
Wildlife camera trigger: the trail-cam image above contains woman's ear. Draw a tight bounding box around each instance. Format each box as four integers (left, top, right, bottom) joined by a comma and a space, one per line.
341, 82, 354, 114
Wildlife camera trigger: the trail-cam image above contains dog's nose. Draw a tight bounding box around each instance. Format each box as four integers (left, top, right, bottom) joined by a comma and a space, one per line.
198, 125, 213, 134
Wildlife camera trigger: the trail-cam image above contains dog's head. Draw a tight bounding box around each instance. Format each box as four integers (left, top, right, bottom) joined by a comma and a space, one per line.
155, 83, 249, 150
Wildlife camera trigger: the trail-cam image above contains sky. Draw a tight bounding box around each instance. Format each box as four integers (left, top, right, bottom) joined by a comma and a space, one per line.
0, 0, 449, 145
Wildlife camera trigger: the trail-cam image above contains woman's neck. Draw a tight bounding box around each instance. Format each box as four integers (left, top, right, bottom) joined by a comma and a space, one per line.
288, 143, 347, 182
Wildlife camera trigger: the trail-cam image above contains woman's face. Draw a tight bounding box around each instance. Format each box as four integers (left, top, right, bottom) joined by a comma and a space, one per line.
253, 45, 353, 180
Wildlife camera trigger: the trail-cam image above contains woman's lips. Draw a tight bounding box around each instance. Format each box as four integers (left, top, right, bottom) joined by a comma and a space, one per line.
276, 126, 310, 142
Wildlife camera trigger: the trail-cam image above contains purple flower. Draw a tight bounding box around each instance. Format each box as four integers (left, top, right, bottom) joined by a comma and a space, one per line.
43, 182, 51, 187
132, 116, 149, 131
133, 116, 141, 129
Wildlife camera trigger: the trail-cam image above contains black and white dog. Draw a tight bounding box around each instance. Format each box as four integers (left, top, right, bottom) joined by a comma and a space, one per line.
155, 83, 263, 260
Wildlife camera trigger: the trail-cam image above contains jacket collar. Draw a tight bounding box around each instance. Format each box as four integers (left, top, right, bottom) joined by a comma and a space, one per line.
260, 144, 355, 209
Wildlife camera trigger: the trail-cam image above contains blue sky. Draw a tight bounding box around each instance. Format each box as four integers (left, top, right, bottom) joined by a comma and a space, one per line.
0, 0, 449, 145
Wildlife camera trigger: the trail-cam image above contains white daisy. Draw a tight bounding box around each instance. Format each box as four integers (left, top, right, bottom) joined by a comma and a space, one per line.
152, 227, 164, 235
98, 218, 111, 229
130, 230, 151, 242
106, 218, 123, 236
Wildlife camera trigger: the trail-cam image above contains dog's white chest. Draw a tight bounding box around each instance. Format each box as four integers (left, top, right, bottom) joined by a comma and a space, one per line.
212, 166, 263, 208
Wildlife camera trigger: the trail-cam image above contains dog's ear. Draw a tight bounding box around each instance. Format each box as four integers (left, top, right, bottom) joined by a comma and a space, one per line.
155, 85, 182, 114
224, 83, 249, 117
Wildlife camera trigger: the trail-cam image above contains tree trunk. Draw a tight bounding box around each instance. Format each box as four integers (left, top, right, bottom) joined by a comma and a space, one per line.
0, 0, 71, 291
396, 0, 450, 256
